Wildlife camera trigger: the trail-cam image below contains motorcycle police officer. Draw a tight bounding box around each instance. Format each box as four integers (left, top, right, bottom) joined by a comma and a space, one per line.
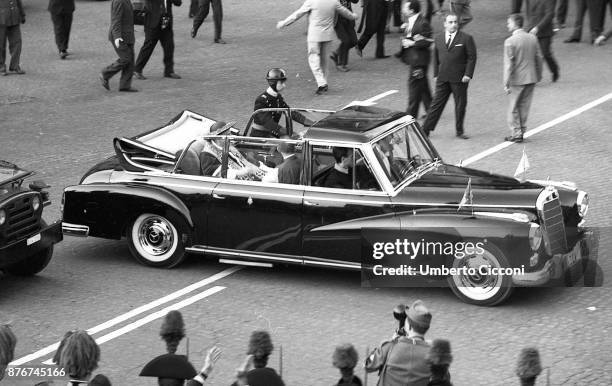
251, 68, 310, 138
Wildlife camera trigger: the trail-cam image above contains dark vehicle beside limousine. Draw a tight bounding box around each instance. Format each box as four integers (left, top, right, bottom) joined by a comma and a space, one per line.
0, 161, 62, 275
61, 107, 593, 306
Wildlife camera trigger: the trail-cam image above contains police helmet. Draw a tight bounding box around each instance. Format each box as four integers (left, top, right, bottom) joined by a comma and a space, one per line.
266, 68, 287, 82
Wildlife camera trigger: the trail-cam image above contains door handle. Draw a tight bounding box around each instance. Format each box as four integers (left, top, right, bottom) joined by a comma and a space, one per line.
212, 193, 226, 200
304, 200, 319, 206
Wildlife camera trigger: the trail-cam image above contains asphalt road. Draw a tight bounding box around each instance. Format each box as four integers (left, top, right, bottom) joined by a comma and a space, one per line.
1, 0, 612, 385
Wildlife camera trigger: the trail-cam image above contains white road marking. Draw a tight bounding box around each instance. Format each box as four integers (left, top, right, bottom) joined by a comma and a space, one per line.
343, 90, 399, 109
40, 286, 226, 365
10, 267, 241, 366
459, 92, 612, 166
363, 90, 399, 104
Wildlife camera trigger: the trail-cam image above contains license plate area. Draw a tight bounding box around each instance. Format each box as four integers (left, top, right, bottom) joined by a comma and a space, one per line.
561, 241, 582, 269
27, 233, 41, 246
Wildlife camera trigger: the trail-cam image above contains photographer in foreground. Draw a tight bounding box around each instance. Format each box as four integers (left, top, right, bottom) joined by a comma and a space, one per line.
365, 300, 433, 386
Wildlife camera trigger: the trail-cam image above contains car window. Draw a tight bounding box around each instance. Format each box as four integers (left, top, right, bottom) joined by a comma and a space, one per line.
310, 145, 381, 191
373, 126, 435, 187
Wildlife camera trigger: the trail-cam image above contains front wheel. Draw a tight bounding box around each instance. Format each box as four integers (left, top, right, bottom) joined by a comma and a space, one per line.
447, 242, 514, 306
127, 213, 187, 268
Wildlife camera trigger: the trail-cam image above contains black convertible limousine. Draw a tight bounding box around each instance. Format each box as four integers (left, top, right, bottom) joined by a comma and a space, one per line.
61, 106, 592, 305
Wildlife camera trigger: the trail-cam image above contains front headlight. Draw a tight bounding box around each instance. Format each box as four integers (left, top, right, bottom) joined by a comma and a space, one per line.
528, 223, 542, 251
32, 195, 41, 211
577, 191, 589, 218
0, 209, 5, 226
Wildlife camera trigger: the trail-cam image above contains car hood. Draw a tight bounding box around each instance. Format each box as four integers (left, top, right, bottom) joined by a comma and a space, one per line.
0, 161, 32, 187
394, 164, 544, 211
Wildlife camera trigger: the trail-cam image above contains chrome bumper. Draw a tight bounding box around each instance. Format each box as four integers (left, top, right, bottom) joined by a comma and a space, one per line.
62, 222, 90, 237
512, 232, 593, 286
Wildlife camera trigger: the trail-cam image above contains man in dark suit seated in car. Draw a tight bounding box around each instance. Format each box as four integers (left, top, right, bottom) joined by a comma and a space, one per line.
261, 135, 302, 184
176, 121, 256, 178
322, 147, 354, 189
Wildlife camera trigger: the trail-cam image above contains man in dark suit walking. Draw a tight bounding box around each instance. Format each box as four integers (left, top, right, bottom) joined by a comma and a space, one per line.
421, 13, 476, 139
48, 0, 74, 59
355, 0, 389, 58
100, 0, 137, 91
191, 0, 224, 44
525, 0, 559, 82
400, 0, 433, 120
0, 0, 26, 75
134, 0, 182, 79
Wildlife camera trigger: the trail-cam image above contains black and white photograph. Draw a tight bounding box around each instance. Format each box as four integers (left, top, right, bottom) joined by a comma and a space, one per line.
1, 0, 611, 384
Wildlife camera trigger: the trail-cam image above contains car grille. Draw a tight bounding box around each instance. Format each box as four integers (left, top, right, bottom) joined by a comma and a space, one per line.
538, 188, 568, 255
4, 193, 41, 243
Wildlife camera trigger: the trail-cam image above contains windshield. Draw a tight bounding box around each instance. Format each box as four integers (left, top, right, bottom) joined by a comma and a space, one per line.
372, 123, 437, 188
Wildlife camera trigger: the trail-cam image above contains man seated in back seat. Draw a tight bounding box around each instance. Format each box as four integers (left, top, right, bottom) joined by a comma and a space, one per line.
176, 122, 258, 178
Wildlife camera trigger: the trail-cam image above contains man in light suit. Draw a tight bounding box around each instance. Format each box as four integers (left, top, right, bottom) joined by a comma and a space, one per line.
100, 0, 137, 91
421, 13, 477, 139
276, 0, 357, 95
48, 0, 75, 59
503, 13, 542, 143
400, 0, 433, 120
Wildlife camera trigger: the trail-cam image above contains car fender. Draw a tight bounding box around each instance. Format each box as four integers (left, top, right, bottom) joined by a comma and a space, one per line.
63, 183, 193, 240
395, 210, 534, 267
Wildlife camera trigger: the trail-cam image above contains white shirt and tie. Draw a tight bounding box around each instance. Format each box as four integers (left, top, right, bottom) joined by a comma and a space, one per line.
445, 31, 457, 48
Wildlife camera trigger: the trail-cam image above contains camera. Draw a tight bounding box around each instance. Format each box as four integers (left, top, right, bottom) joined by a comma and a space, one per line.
393, 304, 407, 336
160, 15, 171, 30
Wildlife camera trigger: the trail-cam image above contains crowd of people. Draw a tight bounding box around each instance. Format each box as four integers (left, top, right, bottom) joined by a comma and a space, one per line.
0, 304, 547, 385
1, 0, 611, 136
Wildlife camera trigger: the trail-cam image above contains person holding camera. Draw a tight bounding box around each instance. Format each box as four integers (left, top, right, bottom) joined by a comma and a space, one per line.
365, 300, 433, 386
133, 0, 182, 80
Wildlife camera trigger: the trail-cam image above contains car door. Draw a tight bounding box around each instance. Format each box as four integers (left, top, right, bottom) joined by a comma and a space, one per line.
301, 142, 399, 267
205, 137, 305, 263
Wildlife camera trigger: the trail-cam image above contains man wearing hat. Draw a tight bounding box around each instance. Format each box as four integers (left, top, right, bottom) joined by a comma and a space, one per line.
366, 300, 433, 386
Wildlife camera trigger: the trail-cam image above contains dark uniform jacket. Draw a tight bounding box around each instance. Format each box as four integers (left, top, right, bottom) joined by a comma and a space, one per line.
48, 0, 74, 15
253, 90, 290, 135
253, 90, 311, 137
432, 30, 476, 82
0, 0, 25, 26
277, 154, 302, 185
525, 0, 554, 38
108, 0, 135, 44
401, 14, 433, 68
144, 0, 181, 29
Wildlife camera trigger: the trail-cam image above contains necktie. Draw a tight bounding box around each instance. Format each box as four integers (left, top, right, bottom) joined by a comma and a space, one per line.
446, 35, 451, 48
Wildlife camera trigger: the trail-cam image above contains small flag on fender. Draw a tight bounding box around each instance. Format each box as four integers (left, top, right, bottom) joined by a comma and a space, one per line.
514, 147, 530, 182
457, 177, 473, 212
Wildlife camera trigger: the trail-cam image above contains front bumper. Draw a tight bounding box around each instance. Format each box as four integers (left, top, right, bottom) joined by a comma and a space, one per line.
62, 222, 90, 237
0, 220, 63, 268
512, 230, 596, 286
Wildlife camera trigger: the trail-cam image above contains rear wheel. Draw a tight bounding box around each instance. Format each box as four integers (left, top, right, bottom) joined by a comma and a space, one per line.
447, 242, 514, 306
127, 213, 187, 268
